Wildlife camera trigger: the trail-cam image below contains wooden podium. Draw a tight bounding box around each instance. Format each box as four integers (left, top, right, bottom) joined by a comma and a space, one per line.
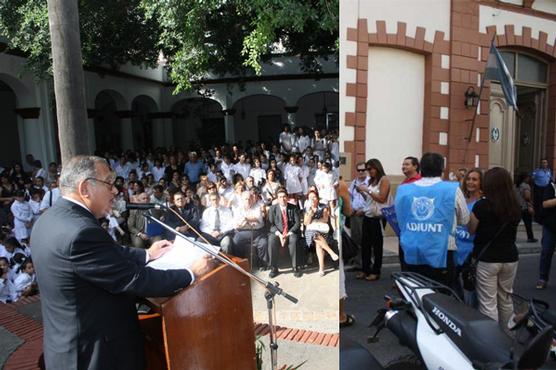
139, 258, 257, 370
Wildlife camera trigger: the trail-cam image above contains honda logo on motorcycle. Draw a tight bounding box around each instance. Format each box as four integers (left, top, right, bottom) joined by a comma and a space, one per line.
432, 306, 462, 337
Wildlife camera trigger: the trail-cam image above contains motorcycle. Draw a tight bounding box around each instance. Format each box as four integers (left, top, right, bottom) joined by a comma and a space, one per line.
360, 272, 553, 370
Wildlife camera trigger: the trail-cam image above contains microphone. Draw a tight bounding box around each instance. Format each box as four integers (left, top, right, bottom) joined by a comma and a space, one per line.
125, 203, 165, 210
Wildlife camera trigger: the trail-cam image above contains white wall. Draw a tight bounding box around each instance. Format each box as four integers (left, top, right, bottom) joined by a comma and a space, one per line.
480, 5, 556, 45
366, 47, 424, 176
347, 0, 451, 43
499, 0, 523, 5
533, 0, 556, 15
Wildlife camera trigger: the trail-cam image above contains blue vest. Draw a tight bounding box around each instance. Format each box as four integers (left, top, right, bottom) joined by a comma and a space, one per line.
455, 201, 475, 266
395, 181, 459, 268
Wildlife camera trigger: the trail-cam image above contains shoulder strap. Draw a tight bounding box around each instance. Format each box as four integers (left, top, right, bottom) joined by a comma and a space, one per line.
476, 221, 509, 261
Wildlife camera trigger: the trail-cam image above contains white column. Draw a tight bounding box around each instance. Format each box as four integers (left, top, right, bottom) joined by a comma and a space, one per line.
224, 114, 235, 143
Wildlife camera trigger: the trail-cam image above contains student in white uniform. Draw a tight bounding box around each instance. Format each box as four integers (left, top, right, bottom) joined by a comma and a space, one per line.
0, 257, 17, 303
10, 190, 33, 243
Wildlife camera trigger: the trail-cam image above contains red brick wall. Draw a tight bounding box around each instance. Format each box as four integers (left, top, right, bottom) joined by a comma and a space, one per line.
344, 0, 556, 174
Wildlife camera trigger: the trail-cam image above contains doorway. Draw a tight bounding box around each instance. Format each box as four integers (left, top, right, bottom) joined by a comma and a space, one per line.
514, 86, 546, 176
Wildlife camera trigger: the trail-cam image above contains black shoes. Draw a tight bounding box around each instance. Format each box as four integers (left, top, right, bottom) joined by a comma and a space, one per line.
527, 238, 538, 243
293, 267, 303, 278
269, 268, 280, 278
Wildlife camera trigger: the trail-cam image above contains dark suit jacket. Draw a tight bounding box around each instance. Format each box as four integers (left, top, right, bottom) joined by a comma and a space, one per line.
268, 203, 301, 235
127, 209, 146, 236
32, 198, 192, 370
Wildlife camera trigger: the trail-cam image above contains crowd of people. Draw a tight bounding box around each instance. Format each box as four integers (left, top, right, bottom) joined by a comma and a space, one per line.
0, 126, 341, 303
344, 153, 553, 333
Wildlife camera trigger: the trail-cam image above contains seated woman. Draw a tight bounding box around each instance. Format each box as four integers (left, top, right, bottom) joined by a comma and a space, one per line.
304, 190, 339, 276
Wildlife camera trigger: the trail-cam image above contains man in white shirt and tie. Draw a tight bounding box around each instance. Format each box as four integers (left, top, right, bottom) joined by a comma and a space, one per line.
199, 193, 233, 253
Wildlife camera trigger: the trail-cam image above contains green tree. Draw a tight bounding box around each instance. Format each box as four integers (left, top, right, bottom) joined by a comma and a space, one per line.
0, 0, 338, 92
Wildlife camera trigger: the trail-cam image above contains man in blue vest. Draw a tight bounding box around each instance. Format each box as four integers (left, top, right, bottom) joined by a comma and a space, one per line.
395, 152, 469, 286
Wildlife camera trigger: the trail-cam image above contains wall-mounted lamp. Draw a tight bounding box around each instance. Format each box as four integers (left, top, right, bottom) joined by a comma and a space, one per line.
464, 86, 480, 109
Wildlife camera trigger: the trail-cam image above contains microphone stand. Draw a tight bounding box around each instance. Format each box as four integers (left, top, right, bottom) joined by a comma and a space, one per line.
142, 206, 298, 370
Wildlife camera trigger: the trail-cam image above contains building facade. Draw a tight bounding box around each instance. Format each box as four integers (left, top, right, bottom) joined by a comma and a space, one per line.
0, 43, 338, 168
340, 0, 556, 181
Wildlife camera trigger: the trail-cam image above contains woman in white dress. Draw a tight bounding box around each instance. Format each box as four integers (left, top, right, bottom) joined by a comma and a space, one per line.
314, 162, 336, 201
249, 157, 267, 188
10, 190, 33, 243
284, 155, 303, 202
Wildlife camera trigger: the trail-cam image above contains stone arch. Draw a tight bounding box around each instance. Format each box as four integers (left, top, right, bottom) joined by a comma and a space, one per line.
131, 95, 159, 150
0, 73, 35, 107
295, 91, 339, 132
94, 90, 126, 153
171, 98, 224, 149
231, 94, 287, 144
0, 80, 22, 166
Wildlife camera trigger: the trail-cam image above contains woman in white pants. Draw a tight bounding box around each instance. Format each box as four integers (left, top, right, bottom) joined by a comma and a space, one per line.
469, 167, 520, 334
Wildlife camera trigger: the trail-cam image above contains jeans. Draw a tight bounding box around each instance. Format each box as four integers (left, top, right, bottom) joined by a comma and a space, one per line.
361, 217, 383, 275
540, 225, 556, 281
521, 209, 535, 240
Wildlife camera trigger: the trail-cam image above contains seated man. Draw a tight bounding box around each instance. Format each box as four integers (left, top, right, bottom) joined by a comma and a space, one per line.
232, 190, 268, 268
128, 192, 162, 248
268, 188, 302, 278
199, 193, 234, 253
165, 191, 201, 240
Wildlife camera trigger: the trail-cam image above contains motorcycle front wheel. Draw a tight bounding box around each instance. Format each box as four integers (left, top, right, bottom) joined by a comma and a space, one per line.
383, 355, 426, 370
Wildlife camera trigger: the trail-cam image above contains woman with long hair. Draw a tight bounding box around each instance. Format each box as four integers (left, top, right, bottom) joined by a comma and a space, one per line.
469, 167, 520, 332
355, 158, 391, 281
304, 190, 338, 276
456, 169, 483, 301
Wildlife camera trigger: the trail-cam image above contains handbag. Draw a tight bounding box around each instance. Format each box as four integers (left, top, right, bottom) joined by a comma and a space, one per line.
341, 230, 359, 262
461, 222, 508, 291
367, 178, 393, 217
306, 222, 330, 234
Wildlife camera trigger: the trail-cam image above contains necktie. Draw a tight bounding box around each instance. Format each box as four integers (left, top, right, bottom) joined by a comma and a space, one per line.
281, 208, 288, 235
214, 208, 221, 232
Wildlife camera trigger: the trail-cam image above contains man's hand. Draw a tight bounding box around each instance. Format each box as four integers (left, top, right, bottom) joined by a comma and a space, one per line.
210, 231, 221, 238
279, 234, 287, 247
139, 232, 149, 241
190, 255, 214, 279
176, 225, 190, 233
147, 240, 174, 262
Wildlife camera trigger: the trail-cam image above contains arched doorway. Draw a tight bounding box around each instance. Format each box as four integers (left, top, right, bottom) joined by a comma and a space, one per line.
488, 51, 549, 176
232, 95, 286, 144
0, 80, 21, 167
94, 91, 124, 153
296, 91, 339, 132
131, 95, 158, 150
171, 98, 224, 149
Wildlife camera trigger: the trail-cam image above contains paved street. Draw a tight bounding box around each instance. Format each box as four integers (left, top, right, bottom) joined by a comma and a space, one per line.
341, 224, 556, 369
0, 258, 340, 370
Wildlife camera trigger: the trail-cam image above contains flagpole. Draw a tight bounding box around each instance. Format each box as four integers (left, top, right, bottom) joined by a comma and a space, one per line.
465, 33, 497, 143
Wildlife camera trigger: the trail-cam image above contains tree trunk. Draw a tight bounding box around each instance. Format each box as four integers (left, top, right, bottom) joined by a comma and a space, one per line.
46, 0, 90, 165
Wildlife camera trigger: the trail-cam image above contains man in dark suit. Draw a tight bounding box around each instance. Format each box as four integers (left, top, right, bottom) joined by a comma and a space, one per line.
128, 191, 162, 248
31, 156, 211, 370
267, 188, 302, 278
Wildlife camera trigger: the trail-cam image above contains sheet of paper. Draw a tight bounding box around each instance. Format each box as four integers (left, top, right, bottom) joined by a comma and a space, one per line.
147, 235, 220, 270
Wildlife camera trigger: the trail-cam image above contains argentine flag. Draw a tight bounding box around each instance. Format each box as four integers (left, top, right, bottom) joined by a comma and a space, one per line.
485, 42, 518, 110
